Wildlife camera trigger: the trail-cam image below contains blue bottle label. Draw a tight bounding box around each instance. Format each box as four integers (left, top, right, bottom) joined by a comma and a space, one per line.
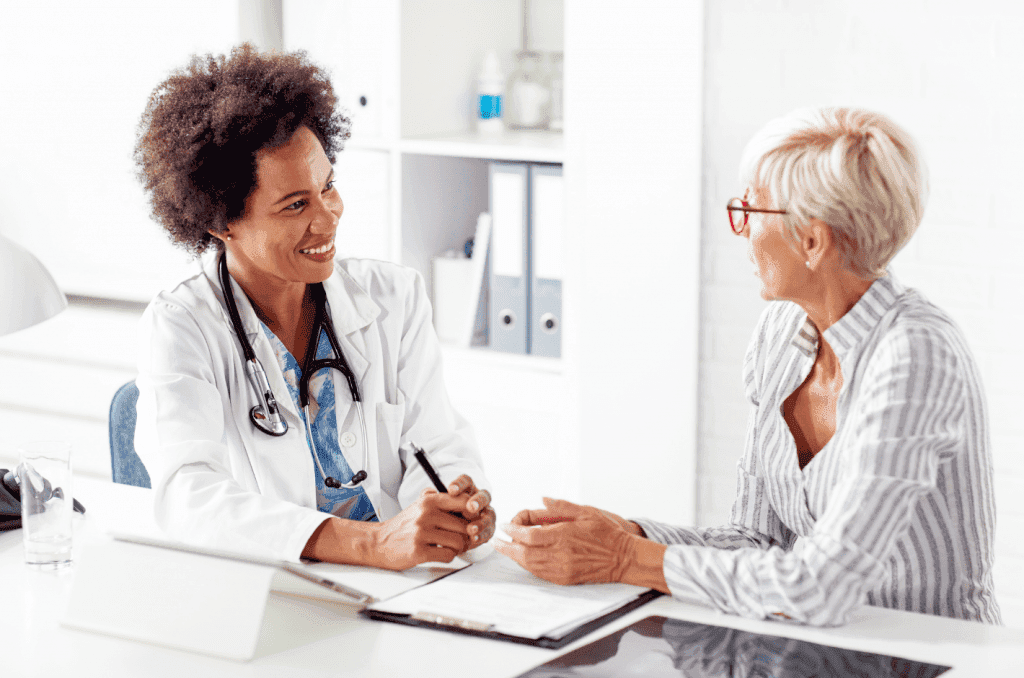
479, 94, 502, 119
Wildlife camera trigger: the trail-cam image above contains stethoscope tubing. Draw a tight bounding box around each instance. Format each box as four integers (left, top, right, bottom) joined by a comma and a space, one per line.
218, 252, 369, 488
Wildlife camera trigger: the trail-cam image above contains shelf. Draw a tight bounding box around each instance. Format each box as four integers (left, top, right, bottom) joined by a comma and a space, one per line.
400, 130, 563, 163
439, 343, 563, 375
345, 137, 397, 153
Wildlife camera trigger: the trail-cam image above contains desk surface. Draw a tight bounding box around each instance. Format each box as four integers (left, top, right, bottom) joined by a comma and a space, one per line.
4, 477, 1023, 677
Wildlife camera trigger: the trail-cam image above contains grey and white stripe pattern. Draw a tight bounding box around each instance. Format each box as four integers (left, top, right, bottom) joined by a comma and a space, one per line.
635, 274, 1000, 626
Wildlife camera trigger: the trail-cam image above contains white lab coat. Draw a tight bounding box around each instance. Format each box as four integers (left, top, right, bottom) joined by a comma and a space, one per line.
134, 254, 488, 561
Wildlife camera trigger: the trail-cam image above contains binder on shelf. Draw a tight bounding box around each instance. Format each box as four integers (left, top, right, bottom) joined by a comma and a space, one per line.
528, 164, 564, 358
489, 162, 530, 354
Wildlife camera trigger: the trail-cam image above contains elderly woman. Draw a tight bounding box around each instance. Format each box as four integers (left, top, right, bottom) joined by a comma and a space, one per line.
133, 45, 495, 568
497, 108, 999, 626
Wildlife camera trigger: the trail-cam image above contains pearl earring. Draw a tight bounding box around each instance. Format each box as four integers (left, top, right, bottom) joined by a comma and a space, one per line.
226, 234, 232, 241
805, 261, 810, 269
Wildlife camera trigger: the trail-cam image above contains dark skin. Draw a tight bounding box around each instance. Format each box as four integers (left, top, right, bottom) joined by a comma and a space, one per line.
209, 126, 496, 569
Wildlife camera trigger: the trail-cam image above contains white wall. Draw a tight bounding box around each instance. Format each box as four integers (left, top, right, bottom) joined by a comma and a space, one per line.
0, 1, 238, 302
699, 0, 1024, 628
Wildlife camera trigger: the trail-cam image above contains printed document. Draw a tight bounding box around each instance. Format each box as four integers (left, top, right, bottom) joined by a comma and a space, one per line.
366, 553, 649, 639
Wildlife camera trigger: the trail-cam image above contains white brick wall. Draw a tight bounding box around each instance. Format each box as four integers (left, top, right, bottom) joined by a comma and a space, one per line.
700, 0, 1024, 628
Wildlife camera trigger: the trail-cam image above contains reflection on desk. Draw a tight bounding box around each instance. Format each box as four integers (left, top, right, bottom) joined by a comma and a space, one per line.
518, 615, 950, 677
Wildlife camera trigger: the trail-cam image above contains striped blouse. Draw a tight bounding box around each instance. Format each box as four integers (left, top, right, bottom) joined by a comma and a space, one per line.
634, 274, 1000, 626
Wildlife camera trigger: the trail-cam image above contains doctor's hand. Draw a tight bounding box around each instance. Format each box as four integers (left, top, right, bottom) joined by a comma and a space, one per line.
370, 489, 474, 570
494, 498, 668, 591
447, 474, 496, 549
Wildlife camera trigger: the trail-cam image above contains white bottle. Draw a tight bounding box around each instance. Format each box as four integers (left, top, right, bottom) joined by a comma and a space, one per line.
476, 50, 504, 135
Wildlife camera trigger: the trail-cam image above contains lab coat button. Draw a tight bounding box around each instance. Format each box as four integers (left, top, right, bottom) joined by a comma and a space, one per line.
341, 432, 357, 448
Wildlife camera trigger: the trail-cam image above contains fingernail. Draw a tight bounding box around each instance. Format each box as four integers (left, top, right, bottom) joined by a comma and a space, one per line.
472, 534, 479, 542
449, 484, 459, 493
470, 525, 478, 535
469, 501, 479, 512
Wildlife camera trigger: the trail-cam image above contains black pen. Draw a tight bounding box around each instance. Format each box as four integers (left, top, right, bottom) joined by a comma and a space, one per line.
413, 444, 469, 527
412, 444, 448, 493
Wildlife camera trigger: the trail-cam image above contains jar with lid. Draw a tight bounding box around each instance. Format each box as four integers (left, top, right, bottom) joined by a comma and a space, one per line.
505, 50, 551, 130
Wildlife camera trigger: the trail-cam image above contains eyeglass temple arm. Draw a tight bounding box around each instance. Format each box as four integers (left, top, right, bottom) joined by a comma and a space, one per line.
726, 205, 787, 214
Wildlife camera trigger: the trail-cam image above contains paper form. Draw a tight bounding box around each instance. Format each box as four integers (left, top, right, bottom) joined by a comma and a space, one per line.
275, 558, 469, 603
366, 553, 648, 639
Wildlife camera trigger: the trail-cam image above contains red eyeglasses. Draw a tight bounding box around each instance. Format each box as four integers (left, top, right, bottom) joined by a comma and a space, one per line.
726, 197, 787, 234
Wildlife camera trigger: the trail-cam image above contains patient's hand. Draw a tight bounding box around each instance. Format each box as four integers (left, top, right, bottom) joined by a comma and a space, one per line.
510, 498, 644, 537
495, 498, 640, 585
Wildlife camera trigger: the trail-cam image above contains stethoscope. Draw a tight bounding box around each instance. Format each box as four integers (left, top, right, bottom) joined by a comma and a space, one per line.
219, 253, 368, 489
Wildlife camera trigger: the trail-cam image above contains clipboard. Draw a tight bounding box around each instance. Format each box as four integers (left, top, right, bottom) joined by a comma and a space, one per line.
359, 557, 663, 649
361, 586, 662, 649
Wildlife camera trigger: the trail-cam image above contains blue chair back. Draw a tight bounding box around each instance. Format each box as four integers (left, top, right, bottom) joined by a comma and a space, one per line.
109, 380, 151, 488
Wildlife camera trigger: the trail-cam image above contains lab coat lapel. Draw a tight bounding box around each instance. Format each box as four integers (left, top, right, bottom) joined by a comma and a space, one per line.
322, 265, 380, 503
201, 254, 301, 426
322, 265, 379, 391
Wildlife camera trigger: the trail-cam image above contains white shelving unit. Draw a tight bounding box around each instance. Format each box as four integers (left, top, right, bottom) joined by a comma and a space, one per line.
399, 131, 564, 164
285, 0, 702, 525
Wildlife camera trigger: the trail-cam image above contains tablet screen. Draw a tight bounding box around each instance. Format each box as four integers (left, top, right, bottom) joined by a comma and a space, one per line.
516, 615, 951, 677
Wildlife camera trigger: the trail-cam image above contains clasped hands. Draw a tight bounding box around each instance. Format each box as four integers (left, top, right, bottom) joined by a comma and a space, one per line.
372, 474, 496, 570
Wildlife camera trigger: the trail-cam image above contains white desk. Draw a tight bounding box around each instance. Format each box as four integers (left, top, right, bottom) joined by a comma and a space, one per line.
4, 477, 1023, 677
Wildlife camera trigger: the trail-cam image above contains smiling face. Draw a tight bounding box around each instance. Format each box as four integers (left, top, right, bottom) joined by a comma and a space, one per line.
220, 125, 342, 295
743, 186, 807, 302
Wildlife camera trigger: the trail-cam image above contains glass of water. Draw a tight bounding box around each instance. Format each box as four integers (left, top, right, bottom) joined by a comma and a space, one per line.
18, 441, 73, 570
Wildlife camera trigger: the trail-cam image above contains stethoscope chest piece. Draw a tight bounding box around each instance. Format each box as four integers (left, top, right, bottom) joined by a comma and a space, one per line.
250, 405, 287, 436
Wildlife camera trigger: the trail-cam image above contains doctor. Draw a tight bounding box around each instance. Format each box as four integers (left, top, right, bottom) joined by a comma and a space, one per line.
132, 44, 495, 567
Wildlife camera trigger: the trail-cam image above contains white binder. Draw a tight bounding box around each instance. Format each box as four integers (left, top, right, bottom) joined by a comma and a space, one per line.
489, 163, 529, 354
528, 164, 564, 358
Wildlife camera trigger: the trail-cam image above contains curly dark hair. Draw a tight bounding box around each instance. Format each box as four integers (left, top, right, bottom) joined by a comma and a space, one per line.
134, 43, 351, 256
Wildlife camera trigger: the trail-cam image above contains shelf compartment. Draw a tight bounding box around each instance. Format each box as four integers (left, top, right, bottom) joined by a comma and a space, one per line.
400, 131, 563, 163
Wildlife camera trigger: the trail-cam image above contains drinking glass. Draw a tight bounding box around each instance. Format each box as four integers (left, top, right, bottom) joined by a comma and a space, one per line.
18, 441, 73, 570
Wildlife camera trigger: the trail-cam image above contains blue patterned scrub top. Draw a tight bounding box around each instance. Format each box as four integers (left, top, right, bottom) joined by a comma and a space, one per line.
260, 318, 378, 522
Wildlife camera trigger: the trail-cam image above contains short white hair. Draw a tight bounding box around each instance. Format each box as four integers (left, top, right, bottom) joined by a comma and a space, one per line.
738, 108, 928, 279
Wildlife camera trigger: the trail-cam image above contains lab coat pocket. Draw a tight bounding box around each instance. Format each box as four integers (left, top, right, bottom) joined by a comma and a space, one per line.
376, 397, 406, 495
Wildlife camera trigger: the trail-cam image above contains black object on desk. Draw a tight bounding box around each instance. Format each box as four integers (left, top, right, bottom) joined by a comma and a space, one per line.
514, 615, 952, 677
0, 467, 86, 532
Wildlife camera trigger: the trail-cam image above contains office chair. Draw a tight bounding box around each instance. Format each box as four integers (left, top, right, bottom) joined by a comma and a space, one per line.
109, 380, 151, 488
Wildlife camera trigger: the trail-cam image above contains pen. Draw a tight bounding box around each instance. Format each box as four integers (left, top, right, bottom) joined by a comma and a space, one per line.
412, 444, 448, 493
413, 444, 468, 522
